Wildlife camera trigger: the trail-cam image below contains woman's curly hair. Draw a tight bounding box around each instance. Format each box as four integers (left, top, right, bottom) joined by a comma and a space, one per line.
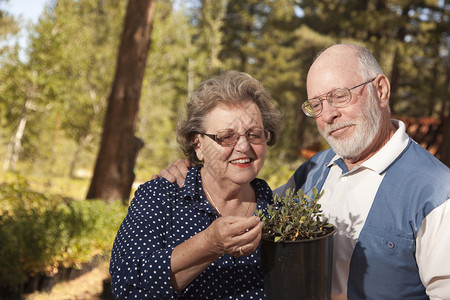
177, 70, 282, 164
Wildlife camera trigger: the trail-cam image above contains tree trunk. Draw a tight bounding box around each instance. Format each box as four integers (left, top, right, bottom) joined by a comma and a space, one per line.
388, 48, 400, 113
2, 99, 30, 172
69, 132, 93, 179
86, 0, 156, 203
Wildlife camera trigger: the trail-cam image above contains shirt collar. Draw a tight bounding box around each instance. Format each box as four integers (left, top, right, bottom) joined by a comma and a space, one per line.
327, 119, 410, 175
180, 166, 202, 200
179, 166, 218, 216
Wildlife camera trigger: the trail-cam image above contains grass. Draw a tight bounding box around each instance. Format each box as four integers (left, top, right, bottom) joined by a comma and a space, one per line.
0, 171, 90, 201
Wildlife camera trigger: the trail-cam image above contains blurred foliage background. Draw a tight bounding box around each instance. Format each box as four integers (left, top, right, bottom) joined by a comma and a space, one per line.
1, 0, 449, 193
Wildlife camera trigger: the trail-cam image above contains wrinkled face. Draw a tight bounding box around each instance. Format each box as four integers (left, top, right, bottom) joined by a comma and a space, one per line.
195, 101, 266, 186
307, 48, 382, 159
315, 86, 381, 159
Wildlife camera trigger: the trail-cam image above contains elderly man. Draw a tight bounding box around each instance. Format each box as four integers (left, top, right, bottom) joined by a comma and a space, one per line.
155, 44, 450, 299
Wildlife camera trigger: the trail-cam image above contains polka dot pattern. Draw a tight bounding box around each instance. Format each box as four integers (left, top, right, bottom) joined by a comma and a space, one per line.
110, 166, 273, 299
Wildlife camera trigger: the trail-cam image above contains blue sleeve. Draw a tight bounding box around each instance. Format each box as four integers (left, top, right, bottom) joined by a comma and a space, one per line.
109, 179, 175, 299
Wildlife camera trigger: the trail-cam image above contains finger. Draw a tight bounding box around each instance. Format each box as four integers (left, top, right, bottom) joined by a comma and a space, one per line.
151, 174, 160, 180
243, 225, 263, 253
218, 217, 262, 253
226, 216, 261, 235
239, 236, 261, 257
230, 245, 244, 258
168, 159, 190, 187
233, 221, 262, 245
205, 217, 249, 254
176, 159, 190, 175
159, 169, 176, 183
182, 158, 193, 169
232, 224, 262, 258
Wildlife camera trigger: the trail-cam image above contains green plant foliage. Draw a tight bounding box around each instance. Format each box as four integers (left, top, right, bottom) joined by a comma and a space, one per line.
0, 179, 127, 290
256, 187, 334, 242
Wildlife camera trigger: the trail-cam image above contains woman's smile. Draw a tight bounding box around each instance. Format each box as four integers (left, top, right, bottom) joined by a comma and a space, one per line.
229, 157, 254, 168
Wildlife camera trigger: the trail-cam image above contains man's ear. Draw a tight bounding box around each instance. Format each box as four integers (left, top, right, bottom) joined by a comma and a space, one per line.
374, 74, 391, 109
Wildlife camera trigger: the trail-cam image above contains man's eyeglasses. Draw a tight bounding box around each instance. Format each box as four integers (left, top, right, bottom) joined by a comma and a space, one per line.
301, 77, 376, 117
199, 128, 270, 147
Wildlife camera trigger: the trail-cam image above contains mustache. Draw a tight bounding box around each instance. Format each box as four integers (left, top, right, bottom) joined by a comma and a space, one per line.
324, 121, 357, 136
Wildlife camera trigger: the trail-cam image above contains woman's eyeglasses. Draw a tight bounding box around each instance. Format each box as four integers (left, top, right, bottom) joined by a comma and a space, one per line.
199, 128, 270, 146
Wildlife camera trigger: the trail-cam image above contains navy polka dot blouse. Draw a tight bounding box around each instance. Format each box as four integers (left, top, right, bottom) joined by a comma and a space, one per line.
110, 166, 273, 299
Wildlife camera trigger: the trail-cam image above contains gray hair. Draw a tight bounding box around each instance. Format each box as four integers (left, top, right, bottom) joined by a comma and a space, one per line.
353, 44, 384, 81
177, 70, 282, 164
352, 44, 391, 114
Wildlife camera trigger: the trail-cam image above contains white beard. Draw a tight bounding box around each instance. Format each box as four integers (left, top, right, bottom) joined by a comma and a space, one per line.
319, 95, 381, 159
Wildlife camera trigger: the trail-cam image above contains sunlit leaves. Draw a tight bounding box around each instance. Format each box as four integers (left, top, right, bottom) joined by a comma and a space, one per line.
256, 187, 334, 242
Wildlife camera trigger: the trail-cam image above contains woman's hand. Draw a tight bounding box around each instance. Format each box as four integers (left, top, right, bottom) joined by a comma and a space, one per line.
170, 215, 262, 290
204, 216, 262, 258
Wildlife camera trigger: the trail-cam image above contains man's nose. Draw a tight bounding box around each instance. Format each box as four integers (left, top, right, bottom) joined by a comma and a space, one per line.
320, 99, 340, 123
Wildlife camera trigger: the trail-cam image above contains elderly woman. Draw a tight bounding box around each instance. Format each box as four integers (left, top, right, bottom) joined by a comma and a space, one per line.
109, 70, 282, 299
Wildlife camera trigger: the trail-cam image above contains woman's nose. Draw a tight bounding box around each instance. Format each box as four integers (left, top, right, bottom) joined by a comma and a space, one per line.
234, 134, 252, 151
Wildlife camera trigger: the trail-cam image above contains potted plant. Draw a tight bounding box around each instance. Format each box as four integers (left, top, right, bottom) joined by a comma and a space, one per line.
255, 187, 335, 300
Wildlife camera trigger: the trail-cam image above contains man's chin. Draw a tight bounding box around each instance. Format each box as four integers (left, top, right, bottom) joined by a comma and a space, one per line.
327, 140, 358, 158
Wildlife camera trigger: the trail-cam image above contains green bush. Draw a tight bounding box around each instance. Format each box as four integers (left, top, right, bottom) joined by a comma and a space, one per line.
0, 178, 127, 292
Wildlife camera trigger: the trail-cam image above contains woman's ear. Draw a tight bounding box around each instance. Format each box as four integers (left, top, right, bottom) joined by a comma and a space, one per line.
374, 74, 391, 109
193, 135, 204, 161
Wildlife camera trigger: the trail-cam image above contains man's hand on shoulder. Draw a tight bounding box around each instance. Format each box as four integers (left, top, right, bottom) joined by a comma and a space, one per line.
151, 159, 191, 187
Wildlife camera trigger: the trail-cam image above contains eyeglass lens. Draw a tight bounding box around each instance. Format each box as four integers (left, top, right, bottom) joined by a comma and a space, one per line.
303, 89, 351, 116
216, 128, 268, 146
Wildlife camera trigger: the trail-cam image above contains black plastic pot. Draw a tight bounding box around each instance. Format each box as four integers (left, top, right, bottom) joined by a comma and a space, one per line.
261, 227, 335, 300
